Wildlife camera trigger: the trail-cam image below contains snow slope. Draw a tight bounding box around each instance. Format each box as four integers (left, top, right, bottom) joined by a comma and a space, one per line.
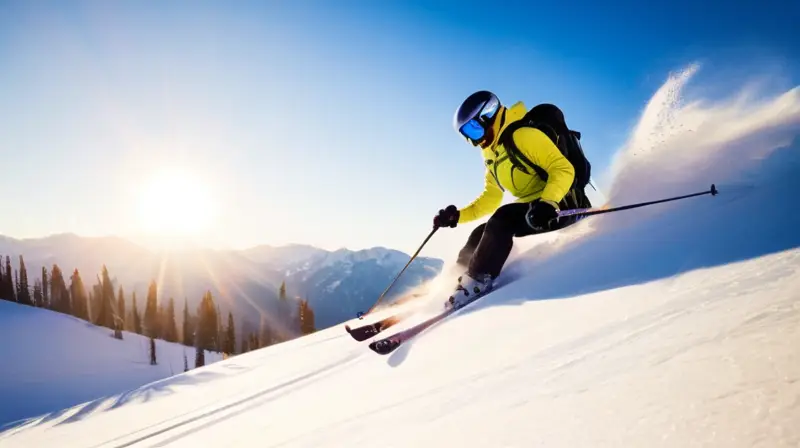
1, 64, 799, 447
0, 302, 224, 429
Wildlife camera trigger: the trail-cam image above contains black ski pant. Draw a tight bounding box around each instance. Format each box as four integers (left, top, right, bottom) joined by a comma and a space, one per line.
457, 189, 590, 279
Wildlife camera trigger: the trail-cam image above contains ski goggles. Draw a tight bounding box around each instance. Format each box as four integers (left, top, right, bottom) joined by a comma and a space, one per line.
458, 102, 499, 144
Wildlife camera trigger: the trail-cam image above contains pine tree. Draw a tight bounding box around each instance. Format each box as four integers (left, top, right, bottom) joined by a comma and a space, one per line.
96, 266, 115, 329
225, 312, 236, 355
240, 320, 249, 353
3, 256, 15, 302
41, 266, 50, 308
149, 336, 157, 365
0, 255, 5, 302
50, 265, 71, 314
298, 299, 316, 335
90, 274, 103, 322
17, 256, 31, 306
276, 280, 291, 342
195, 342, 205, 368
32, 279, 43, 307
164, 297, 178, 342
143, 280, 159, 338
69, 269, 90, 321
216, 305, 223, 351
182, 298, 193, 346
195, 291, 218, 352
116, 286, 127, 330
2, 258, 12, 302
157, 301, 167, 340
1, 256, 11, 302
47, 266, 55, 309
132, 291, 142, 334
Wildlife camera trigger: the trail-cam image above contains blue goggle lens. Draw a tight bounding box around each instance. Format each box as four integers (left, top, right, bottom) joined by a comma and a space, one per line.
458, 101, 498, 143
459, 119, 486, 142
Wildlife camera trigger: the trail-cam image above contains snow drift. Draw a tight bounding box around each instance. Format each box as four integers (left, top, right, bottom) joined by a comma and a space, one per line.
1, 63, 798, 447
0, 301, 224, 429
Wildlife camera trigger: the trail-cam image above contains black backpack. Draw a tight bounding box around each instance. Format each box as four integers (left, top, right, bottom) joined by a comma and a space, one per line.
498, 103, 592, 191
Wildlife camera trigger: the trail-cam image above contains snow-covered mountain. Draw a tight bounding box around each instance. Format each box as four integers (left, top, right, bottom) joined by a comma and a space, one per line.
239, 243, 328, 269
253, 246, 443, 328
0, 236, 443, 331
0, 299, 224, 429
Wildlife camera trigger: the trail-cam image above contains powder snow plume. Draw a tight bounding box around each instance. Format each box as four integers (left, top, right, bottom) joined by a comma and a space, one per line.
502, 61, 800, 281
604, 62, 800, 215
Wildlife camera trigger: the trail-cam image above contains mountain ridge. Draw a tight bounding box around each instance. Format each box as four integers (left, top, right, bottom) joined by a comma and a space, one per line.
0, 233, 444, 330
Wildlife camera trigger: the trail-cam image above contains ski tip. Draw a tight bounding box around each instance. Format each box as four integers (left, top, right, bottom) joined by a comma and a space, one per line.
710, 184, 718, 196
344, 324, 353, 334
368, 339, 398, 355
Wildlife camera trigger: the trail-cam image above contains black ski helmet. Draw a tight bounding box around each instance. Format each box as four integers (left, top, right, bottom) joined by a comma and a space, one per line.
453, 90, 501, 145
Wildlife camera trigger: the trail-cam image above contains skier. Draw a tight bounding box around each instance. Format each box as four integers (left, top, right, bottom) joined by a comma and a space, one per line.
434, 90, 593, 307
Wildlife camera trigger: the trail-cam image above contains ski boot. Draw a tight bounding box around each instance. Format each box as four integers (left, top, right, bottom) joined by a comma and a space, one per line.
446, 273, 494, 310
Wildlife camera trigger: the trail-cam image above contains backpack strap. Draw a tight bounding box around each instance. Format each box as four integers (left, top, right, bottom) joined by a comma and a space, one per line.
498, 119, 561, 183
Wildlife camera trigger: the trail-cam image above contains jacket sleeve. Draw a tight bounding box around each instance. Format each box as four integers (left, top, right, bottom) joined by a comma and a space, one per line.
458, 168, 504, 224
512, 127, 575, 205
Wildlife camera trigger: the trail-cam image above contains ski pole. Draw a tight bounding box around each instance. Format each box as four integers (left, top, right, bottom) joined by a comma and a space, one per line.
557, 184, 718, 219
356, 225, 440, 319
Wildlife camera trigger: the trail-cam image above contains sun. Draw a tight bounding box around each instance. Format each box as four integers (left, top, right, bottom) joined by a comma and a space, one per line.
136, 168, 216, 239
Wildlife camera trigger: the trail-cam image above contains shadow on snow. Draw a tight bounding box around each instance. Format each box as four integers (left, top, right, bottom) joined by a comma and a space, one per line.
4, 369, 226, 432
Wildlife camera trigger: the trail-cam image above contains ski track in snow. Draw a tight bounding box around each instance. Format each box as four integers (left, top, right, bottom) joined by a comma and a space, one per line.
2, 63, 800, 447
0, 303, 225, 430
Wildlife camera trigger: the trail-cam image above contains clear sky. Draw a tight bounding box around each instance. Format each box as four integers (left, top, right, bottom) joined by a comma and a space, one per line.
0, 0, 798, 259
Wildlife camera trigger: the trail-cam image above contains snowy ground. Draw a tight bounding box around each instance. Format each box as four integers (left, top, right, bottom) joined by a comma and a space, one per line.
0, 303, 224, 429
1, 64, 799, 447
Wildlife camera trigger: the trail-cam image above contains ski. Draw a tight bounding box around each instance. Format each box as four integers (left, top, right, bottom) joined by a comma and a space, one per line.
344, 311, 412, 342
367, 307, 455, 355
367, 284, 499, 355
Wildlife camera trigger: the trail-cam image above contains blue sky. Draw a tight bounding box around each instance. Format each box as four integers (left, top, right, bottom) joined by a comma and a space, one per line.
0, 0, 797, 258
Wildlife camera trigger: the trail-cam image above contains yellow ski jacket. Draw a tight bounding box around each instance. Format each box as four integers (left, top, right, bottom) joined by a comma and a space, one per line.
458, 101, 576, 224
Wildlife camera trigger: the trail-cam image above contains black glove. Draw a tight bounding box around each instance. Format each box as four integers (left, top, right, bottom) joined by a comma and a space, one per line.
434, 205, 460, 229
525, 200, 559, 231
